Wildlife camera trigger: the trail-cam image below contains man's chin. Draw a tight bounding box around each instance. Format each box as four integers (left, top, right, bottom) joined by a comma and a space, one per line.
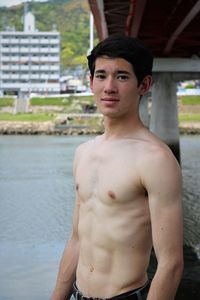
101, 111, 121, 119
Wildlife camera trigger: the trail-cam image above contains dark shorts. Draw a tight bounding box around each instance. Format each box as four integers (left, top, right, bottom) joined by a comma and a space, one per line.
72, 280, 150, 300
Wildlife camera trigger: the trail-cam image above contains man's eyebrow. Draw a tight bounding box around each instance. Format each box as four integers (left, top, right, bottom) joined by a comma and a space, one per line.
94, 69, 131, 74
116, 70, 131, 75
94, 69, 106, 74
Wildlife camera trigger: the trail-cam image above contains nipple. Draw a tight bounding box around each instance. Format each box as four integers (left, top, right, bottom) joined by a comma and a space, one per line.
90, 266, 94, 272
108, 190, 116, 200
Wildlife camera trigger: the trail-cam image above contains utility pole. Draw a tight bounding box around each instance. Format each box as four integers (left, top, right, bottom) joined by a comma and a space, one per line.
89, 12, 94, 53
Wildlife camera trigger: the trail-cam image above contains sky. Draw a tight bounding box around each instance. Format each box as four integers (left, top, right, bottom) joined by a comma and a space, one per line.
0, 0, 48, 7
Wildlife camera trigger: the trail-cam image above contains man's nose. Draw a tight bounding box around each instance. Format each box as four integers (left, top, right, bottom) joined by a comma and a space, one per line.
104, 77, 117, 94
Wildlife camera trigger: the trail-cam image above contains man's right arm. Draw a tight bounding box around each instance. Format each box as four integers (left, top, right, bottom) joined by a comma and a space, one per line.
51, 147, 81, 300
51, 234, 79, 300
51, 199, 80, 300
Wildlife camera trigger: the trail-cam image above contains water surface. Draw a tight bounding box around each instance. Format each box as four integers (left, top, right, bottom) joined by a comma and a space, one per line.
0, 135, 199, 300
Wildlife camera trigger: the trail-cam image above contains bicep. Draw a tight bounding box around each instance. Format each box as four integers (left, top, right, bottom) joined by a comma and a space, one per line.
71, 196, 80, 239
143, 151, 183, 261
71, 145, 82, 239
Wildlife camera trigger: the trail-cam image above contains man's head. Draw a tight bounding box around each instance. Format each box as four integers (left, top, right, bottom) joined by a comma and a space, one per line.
87, 35, 153, 86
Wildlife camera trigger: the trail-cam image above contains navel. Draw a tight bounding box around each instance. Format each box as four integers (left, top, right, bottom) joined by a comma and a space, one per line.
108, 190, 116, 200
76, 183, 79, 191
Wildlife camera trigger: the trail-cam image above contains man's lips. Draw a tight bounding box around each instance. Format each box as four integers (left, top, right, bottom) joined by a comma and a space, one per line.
101, 98, 120, 102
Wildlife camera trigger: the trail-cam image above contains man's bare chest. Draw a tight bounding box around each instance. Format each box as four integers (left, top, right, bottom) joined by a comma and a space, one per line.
75, 145, 145, 205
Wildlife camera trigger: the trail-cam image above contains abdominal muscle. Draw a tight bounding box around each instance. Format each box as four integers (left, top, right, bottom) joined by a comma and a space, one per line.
76, 196, 152, 298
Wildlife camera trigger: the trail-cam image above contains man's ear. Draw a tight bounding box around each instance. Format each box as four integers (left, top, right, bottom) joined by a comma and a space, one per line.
90, 76, 93, 92
138, 75, 152, 95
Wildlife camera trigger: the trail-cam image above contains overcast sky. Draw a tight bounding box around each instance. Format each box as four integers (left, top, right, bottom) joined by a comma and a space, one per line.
0, 0, 48, 7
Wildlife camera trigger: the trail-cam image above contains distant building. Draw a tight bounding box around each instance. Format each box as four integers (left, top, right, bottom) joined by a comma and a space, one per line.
0, 7, 60, 96
60, 76, 87, 94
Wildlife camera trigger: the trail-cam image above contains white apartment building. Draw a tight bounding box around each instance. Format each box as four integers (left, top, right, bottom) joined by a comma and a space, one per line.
0, 10, 60, 96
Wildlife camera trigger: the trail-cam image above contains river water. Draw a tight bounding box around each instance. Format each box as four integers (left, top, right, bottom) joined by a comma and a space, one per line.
0, 135, 200, 300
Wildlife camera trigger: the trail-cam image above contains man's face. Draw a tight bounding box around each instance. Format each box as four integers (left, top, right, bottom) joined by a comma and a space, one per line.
90, 56, 146, 118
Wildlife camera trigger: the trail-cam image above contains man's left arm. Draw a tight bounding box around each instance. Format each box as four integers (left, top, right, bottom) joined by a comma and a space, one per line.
143, 148, 184, 300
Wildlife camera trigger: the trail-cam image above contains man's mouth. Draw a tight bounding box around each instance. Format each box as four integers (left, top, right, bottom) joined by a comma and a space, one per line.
101, 97, 120, 102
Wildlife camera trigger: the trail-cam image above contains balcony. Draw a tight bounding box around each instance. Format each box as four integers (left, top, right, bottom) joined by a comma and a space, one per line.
49, 48, 60, 53
30, 57, 40, 62
1, 65, 12, 71
9, 66, 20, 71
1, 65, 33, 71
29, 39, 40, 44
19, 65, 30, 71
10, 39, 20, 44
49, 74, 59, 80
30, 65, 40, 71
1, 82, 60, 91
20, 39, 30, 44
30, 74, 40, 79
35, 65, 58, 71
1, 47, 17, 53
4, 56, 20, 62
49, 39, 59, 44
50, 65, 60, 71
40, 57, 59, 62
39, 48, 50, 53
39, 39, 50, 44
19, 57, 30, 62
2, 74, 20, 80
40, 74, 50, 80
1, 39, 10, 44
20, 74, 30, 80
30, 48, 43, 53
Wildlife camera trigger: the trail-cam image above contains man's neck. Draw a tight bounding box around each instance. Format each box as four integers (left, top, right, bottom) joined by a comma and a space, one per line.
102, 114, 144, 140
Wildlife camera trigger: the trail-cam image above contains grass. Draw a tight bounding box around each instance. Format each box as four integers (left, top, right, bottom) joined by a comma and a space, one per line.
180, 96, 200, 105
0, 97, 15, 107
178, 113, 200, 122
0, 113, 55, 122
1, 112, 198, 123
30, 97, 71, 106
0, 111, 199, 125
30, 95, 93, 106
1, 95, 199, 107
0, 95, 200, 124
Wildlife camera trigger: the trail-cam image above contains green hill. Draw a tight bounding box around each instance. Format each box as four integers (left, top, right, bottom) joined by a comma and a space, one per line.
0, 0, 98, 70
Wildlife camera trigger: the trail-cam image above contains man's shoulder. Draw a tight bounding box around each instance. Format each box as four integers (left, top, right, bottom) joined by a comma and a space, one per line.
75, 137, 95, 157
137, 134, 181, 183
140, 137, 177, 167
73, 138, 95, 173
125, 131, 168, 155
130, 130, 180, 171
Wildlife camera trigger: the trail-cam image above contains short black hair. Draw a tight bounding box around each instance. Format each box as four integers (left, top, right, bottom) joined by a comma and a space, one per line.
87, 35, 153, 84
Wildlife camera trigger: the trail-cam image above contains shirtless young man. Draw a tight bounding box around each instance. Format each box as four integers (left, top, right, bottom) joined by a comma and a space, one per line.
51, 35, 183, 300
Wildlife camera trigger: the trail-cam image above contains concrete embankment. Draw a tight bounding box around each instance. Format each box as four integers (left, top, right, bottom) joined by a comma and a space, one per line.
179, 122, 200, 134
0, 121, 102, 135
0, 121, 200, 135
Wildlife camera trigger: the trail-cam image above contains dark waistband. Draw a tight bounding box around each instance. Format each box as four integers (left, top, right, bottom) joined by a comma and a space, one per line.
72, 280, 150, 300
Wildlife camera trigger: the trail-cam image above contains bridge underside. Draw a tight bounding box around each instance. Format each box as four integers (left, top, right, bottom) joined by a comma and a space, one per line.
88, 0, 200, 162
88, 0, 200, 57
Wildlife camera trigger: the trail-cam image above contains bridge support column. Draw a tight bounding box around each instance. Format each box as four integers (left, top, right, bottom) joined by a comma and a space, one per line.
139, 93, 150, 128
150, 73, 180, 162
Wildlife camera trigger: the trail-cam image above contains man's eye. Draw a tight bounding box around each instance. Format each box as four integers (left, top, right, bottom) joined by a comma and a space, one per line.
117, 75, 129, 81
95, 74, 106, 80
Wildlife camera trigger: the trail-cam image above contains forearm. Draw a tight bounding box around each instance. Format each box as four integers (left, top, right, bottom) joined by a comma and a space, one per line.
51, 283, 73, 300
51, 271, 75, 300
147, 261, 183, 300
51, 236, 79, 300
